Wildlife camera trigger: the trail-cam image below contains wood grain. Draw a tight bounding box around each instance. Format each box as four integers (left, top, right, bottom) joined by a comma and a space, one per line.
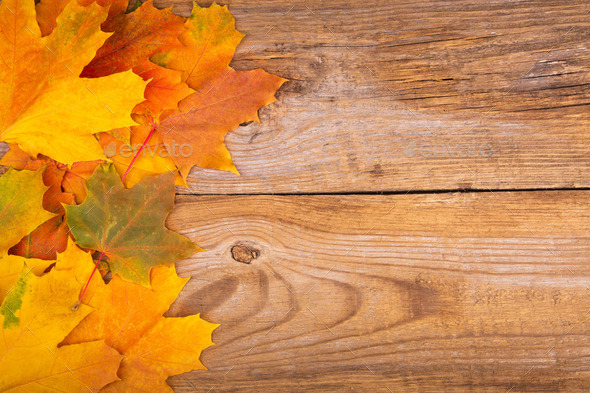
0, 2, 588, 391
156, 0, 590, 194
165, 192, 590, 392
1, 0, 588, 193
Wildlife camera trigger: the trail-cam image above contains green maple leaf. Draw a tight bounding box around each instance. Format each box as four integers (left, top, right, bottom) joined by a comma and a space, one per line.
64, 164, 199, 285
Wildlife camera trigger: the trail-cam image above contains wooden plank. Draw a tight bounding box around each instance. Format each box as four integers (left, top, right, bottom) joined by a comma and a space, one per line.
165, 192, 590, 392
155, 0, 589, 194
1, 0, 588, 192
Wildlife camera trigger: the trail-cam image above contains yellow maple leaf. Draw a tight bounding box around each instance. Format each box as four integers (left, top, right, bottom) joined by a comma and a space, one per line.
0, 239, 85, 305
0, 253, 51, 305
0, 170, 76, 305
0, 168, 56, 253
0, 0, 146, 164
99, 124, 184, 188
62, 263, 218, 392
0, 243, 123, 392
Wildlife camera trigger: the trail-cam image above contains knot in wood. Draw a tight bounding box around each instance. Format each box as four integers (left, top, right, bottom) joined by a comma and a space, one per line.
231, 243, 260, 264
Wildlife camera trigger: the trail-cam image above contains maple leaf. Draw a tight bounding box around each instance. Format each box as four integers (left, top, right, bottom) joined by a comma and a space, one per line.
98, 125, 182, 188
151, 2, 244, 91
1, 144, 100, 259
146, 3, 286, 180
62, 263, 218, 393
81, 0, 185, 79
64, 163, 199, 285
0, 168, 55, 253
0, 254, 51, 305
0, 0, 146, 165
36, 0, 130, 36
159, 67, 287, 179
0, 169, 74, 302
0, 244, 123, 392
8, 217, 70, 260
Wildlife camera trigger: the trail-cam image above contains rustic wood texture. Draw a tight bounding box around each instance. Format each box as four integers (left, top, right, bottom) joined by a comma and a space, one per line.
0, 1, 588, 392
153, 0, 590, 194
0, 0, 588, 192
166, 192, 590, 392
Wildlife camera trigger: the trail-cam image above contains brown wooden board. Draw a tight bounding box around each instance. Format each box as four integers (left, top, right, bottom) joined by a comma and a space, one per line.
157, 0, 590, 194
166, 192, 590, 392
0, 1, 588, 391
1, 0, 588, 193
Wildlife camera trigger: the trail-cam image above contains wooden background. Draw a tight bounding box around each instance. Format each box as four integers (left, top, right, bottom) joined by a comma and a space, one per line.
3, 0, 590, 391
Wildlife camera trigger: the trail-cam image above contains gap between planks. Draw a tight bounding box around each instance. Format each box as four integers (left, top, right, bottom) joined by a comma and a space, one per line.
175, 186, 590, 197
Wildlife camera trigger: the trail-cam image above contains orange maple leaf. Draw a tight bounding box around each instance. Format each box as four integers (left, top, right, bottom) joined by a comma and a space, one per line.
62, 263, 217, 392
159, 67, 287, 178
109, 2, 287, 183
150, 1, 245, 91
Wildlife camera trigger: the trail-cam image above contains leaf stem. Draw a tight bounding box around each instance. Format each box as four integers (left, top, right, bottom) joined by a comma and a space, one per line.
73, 251, 104, 310
75, 121, 158, 309
121, 122, 158, 183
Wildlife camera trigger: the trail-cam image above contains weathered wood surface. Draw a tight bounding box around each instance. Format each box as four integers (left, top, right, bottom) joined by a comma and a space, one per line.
0, 1, 588, 391
155, 0, 590, 194
166, 192, 590, 392
0, 0, 588, 192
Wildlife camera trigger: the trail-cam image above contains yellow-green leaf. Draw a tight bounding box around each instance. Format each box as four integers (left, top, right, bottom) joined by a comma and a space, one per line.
0, 244, 122, 392
0, 168, 55, 253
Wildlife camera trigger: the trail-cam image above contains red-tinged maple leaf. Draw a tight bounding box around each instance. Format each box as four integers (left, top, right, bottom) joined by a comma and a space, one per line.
36, 0, 129, 36
103, 67, 286, 184
158, 67, 287, 179
1, 144, 100, 259
150, 2, 244, 91
8, 217, 70, 260
81, 0, 186, 78
74, 0, 194, 123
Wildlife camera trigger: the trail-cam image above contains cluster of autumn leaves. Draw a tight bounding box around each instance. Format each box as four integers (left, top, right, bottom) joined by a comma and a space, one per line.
0, 0, 285, 391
